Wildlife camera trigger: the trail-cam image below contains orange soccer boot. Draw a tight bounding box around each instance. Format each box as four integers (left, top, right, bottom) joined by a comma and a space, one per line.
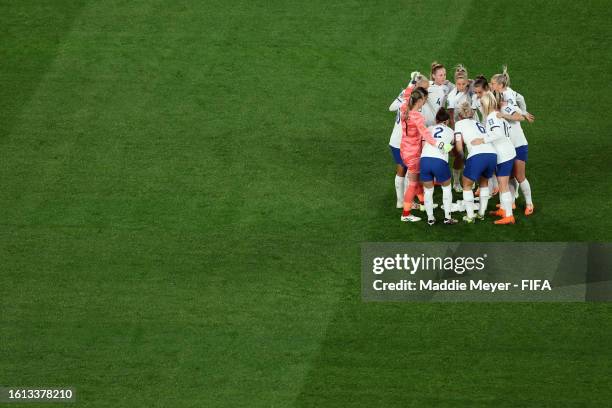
494, 215, 515, 225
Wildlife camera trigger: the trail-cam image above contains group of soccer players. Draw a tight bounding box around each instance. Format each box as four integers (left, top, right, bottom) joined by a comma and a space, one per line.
388, 62, 535, 225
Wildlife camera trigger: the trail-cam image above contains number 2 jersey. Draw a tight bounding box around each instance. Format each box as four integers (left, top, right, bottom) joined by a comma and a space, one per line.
421, 124, 454, 162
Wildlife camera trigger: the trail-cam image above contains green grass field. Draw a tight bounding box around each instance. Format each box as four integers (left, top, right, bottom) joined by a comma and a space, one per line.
1, 1, 612, 406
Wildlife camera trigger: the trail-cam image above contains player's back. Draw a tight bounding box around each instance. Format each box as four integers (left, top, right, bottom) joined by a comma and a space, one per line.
485, 112, 515, 163
455, 119, 496, 158
422, 124, 453, 161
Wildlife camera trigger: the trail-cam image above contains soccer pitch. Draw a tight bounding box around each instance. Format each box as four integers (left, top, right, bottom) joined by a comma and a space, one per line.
1, 0, 611, 406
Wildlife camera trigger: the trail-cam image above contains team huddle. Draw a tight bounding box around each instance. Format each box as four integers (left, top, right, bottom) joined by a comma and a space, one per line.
388, 62, 535, 225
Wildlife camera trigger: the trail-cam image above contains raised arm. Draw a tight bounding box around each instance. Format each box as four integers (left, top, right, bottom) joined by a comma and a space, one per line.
389, 92, 403, 112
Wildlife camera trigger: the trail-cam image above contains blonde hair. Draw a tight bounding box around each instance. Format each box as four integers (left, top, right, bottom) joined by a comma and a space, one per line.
457, 101, 474, 120
415, 73, 429, 87
454, 64, 468, 81
431, 61, 445, 77
491, 65, 510, 88
480, 91, 499, 117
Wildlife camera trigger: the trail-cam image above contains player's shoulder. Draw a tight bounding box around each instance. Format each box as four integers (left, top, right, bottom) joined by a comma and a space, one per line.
440, 123, 453, 132
455, 119, 469, 130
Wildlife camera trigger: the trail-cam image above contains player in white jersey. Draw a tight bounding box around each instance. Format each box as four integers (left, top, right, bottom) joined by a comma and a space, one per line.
421, 62, 454, 126
470, 75, 500, 196
470, 75, 489, 122
419, 108, 458, 225
388, 72, 429, 208
491, 66, 536, 216
446, 64, 474, 192
470, 92, 516, 224
454, 103, 498, 223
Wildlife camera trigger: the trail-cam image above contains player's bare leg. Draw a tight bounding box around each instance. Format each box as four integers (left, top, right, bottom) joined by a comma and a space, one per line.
451, 148, 464, 193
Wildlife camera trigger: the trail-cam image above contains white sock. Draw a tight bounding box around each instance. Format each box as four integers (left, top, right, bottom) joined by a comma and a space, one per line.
424, 187, 435, 220
501, 191, 513, 217
442, 185, 452, 219
395, 175, 404, 203
509, 183, 517, 204
463, 190, 475, 218
511, 178, 520, 199
479, 187, 490, 217
452, 169, 461, 186
520, 179, 533, 205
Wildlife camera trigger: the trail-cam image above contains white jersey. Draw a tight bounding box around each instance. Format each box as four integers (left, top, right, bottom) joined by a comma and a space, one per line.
502, 88, 528, 148
422, 80, 454, 126
388, 91, 404, 148
484, 112, 516, 164
421, 124, 454, 162
500, 102, 528, 148
454, 119, 496, 159
471, 96, 483, 122
447, 88, 472, 121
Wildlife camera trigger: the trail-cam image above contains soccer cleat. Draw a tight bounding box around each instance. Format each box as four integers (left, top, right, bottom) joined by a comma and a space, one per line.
427, 218, 436, 226
444, 217, 458, 225
524, 205, 535, 216
494, 215, 515, 225
401, 214, 421, 222
476, 213, 485, 221
489, 208, 506, 217
496, 203, 516, 210
462, 215, 475, 224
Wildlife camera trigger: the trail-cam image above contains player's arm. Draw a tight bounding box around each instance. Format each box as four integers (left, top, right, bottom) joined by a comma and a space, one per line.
417, 117, 453, 152
471, 120, 504, 145
482, 120, 505, 143
497, 105, 524, 122
400, 71, 421, 100
514, 92, 535, 122
389, 93, 403, 112
415, 115, 437, 146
